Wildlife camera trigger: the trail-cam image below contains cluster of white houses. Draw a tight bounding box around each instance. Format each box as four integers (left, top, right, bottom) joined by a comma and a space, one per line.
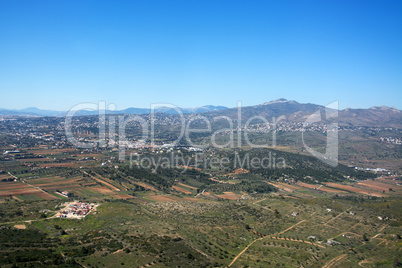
57, 202, 96, 218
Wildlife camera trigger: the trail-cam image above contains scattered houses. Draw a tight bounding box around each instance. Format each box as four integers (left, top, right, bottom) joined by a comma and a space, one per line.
56, 201, 98, 219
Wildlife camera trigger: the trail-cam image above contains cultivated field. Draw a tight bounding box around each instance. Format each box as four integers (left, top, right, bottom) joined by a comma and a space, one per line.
325, 182, 389, 197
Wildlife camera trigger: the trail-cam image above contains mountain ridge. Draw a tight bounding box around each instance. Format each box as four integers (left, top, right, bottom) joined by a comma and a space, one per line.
0, 105, 229, 117
1, 99, 401, 128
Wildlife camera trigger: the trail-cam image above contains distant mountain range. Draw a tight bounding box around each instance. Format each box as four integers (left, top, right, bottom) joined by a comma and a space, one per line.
0, 105, 229, 117
1, 99, 401, 128
205, 98, 401, 128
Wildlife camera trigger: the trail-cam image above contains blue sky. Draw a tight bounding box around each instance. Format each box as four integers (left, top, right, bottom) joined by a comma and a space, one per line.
0, 0, 401, 110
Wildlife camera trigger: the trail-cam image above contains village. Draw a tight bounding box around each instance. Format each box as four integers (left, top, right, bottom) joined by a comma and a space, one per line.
56, 201, 99, 219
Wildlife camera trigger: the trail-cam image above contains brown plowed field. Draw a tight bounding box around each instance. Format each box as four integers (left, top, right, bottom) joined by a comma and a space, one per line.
91, 186, 115, 195
325, 182, 388, 197
0, 184, 32, 190
216, 192, 241, 200
0, 188, 41, 196
201, 192, 218, 199
172, 186, 192, 194
112, 194, 134, 199
358, 180, 402, 192
132, 182, 158, 191
178, 183, 197, 190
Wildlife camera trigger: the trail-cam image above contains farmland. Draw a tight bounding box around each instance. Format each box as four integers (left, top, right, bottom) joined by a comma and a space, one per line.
0, 190, 401, 267
0, 143, 400, 267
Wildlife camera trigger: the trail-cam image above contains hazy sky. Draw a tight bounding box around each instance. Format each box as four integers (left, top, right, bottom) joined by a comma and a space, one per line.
0, 0, 401, 110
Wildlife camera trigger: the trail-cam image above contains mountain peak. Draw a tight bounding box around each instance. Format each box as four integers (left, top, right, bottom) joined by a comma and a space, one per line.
260, 98, 298, 106
369, 106, 400, 112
